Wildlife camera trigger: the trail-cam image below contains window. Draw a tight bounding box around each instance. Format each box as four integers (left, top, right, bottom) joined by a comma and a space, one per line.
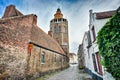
92, 53, 103, 75
58, 19, 61, 22
50, 20, 52, 23
41, 52, 45, 63
54, 26, 57, 33
64, 56, 66, 62
96, 52, 103, 75
59, 26, 61, 32
92, 26, 96, 42
60, 56, 62, 62
92, 54, 97, 72
54, 19, 57, 22
63, 26, 66, 33
87, 49, 90, 58
53, 54, 56, 62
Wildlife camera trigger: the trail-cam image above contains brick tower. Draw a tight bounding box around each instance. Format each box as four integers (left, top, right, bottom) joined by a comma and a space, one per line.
48, 8, 69, 56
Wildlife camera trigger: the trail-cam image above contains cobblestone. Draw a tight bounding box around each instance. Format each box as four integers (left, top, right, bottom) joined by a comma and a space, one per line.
45, 64, 93, 80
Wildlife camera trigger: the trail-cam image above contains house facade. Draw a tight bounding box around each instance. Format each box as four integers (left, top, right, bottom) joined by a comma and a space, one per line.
0, 5, 69, 80
88, 9, 116, 80
78, 7, 119, 80
69, 53, 77, 64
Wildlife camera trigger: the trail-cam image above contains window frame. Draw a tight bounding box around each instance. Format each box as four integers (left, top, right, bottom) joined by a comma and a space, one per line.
92, 54, 98, 72
59, 26, 61, 32
41, 52, 45, 64
54, 26, 57, 33
96, 52, 103, 75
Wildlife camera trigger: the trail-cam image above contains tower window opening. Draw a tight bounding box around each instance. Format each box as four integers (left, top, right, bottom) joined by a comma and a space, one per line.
59, 26, 61, 32
54, 26, 57, 33
55, 19, 57, 22
51, 21, 52, 23
58, 19, 61, 22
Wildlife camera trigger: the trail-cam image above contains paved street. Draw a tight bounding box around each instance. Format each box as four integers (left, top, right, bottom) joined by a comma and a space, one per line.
45, 64, 93, 80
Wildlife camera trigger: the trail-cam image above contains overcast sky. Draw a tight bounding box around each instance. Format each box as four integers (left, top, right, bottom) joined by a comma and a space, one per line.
0, 0, 120, 53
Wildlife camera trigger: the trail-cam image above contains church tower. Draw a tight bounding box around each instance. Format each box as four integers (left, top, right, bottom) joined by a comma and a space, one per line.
48, 8, 69, 55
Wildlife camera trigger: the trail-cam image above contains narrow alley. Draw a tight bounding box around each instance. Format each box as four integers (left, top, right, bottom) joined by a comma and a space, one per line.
45, 64, 93, 80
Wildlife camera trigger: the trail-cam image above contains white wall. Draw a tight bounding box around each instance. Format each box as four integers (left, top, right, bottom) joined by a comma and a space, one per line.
82, 32, 94, 72
69, 54, 77, 64
88, 11, 115, 80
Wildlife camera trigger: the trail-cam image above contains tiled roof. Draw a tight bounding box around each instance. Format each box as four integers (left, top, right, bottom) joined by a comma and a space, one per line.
95, 10, 116, 19
1, 4, 65, 55
30, 25, 65, 55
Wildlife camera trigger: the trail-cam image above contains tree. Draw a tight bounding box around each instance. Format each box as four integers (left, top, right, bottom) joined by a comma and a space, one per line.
97, 10, 120, 80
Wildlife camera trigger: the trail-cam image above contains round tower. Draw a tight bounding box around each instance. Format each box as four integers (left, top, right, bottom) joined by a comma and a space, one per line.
49, 8, 69, 55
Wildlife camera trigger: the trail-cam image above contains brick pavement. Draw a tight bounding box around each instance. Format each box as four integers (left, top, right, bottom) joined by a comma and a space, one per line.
45, 64, 93, 80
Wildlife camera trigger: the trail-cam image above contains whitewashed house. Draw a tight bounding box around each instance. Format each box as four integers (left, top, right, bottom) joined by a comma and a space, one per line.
82, 30, 97, 77
88, 9, 116, 80
78, 7, 120, 80
82, 31, 93, 71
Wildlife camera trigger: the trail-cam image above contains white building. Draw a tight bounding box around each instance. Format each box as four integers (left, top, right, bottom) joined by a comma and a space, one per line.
82, 31, 96, 77
80, 8, 120, 80
69, 53, 78, 64
88, 9, 116, 80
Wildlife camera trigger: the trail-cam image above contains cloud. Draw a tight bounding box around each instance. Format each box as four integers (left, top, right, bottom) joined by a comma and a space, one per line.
0, 0, 120, 54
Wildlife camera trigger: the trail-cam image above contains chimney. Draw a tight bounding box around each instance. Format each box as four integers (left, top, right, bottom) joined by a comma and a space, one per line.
48, 31, 52, 37
2, 4, 23, 18
33, 15, 37, 25
89, 9, 93, 27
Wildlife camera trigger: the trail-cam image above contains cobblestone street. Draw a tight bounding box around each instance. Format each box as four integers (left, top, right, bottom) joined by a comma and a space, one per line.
45, 64, 93, 80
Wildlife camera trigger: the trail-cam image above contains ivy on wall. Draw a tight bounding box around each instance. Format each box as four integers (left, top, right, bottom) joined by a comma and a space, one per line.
97, 11, 120, 80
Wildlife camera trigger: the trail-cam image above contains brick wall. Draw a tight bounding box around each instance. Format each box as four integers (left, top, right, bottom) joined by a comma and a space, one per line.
27, 44, 68, 79
0, 14, 35, 79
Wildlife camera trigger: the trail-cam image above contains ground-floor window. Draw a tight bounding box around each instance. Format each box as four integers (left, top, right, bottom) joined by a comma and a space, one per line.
96, 52, 103, 75
92, 54, 98, 72
41, 52, 45, 63
92, 52, 103, 75
53, 54, 57, 63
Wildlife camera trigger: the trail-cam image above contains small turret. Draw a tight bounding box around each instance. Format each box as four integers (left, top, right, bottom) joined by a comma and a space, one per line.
54, 8, 63, 19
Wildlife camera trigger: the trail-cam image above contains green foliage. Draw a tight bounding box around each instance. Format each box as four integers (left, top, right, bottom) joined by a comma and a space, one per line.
97, 11, 120, 80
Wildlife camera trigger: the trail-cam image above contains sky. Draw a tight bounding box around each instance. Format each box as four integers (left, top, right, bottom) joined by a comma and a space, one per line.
0, 0, 120, 53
